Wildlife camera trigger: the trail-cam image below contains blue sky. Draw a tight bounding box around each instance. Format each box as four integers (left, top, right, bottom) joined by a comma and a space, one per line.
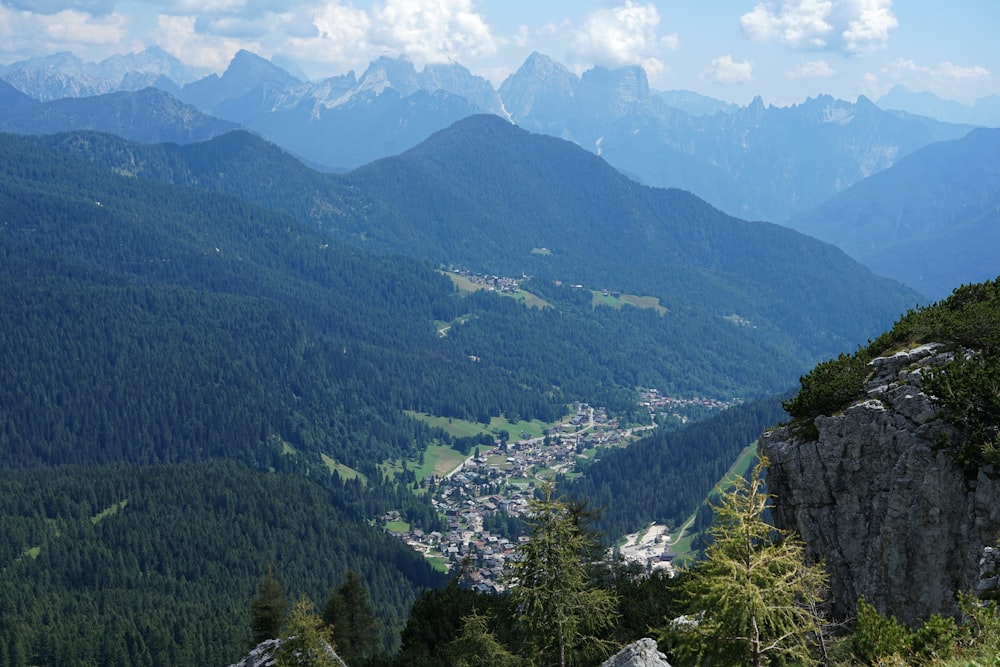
1, 1, 997, 105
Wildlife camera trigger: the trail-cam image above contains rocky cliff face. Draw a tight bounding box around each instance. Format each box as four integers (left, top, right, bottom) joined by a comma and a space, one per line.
761, 343, 1000, 626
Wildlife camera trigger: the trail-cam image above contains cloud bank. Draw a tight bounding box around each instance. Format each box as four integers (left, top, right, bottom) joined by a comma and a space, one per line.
740, 0, 898, 56
568, 1, 678, 79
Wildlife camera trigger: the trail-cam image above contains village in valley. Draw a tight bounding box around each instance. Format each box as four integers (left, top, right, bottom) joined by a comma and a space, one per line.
376, 270, 739, 590
381, 390, 736, 594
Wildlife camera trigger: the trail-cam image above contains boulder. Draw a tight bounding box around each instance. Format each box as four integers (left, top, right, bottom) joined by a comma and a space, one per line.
601, 638, 672, 667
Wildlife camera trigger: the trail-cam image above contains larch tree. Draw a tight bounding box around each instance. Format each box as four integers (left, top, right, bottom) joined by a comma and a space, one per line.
275, 595, 342, 667
670, 455, 828, 667
504, 482, 618, 667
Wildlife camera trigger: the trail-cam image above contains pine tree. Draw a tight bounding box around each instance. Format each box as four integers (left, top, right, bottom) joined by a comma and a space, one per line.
323, 569, 379, 664
250, 563, 289, 646
671, 456, 828, 667
504, 482, 618, 667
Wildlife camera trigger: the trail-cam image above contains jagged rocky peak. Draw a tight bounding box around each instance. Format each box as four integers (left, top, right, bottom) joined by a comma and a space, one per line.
421, 61, 503, 114
761, 342, 1000, 626
357, 56, 421, 96
223, 50, 301, 87
498, 51, 577, 121
580, 65, 650, 103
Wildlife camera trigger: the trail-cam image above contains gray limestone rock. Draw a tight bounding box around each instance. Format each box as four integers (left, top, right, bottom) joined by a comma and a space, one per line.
761, 343, 1000, 626
601, 638, 672, 667
228, 638, 347, 667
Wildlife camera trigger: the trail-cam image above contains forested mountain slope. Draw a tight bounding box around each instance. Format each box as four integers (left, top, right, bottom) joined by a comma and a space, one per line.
39, 117, 921, 370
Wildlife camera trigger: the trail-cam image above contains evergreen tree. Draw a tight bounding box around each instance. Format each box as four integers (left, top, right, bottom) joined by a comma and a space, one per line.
251, 564, 289, 646
276, 595, 342, 667
323, 569, 380, 664
504, 482, 618, 667
670, 456, 828, 667
446, 612, 522, 667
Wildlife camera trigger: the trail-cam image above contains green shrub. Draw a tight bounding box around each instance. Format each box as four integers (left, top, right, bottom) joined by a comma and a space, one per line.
782, 350, 871, 422
851, 598, 912, 665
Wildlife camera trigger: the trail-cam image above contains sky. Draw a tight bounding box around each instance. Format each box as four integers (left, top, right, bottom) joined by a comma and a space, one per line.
0, 0, 997, 106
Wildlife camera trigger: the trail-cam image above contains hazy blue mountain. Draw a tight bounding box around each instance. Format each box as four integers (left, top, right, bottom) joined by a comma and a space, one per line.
4, 48, 973, 224
786, 127, 1000, 299
0, 47, 203, 100
655, 89, 738, 116
179, 48, 305, 120
0, 79, 34, 111
173, 52, 501, 168
877, 85, 1000, 127
498, 55, 974, 221
0, 87, 239, 143
497, 52, 578, 134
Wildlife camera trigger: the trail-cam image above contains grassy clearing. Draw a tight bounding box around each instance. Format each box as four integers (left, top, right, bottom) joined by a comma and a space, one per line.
591, 290, 667, 315
320, 453, 367, 484
406, 411, 550, 441
670, 441, 759, 565
418, 444, 470, 479
427, 556, 450, 573
440, 271, 551, 309
91, 499, 127, 525
380, 443, 477, 483
385, 519, 410, 534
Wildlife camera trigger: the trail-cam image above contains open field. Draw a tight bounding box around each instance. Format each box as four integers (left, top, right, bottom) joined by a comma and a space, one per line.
591, 290, 667, 315
320, 453, 367, 483
406, 411, 551, 441
441, 271, 552, 309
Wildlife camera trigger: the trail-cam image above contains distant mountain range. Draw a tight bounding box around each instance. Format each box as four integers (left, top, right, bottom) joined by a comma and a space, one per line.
0, 47, 980, 222
2, 47, 996, 300
877, 85, 1000, 127
787, 127, 1000, 299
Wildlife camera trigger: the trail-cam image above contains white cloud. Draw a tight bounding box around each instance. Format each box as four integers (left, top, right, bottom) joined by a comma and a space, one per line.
740, 0, 897, 56
283, 3, 373, 74
568, 1, 675, 77
372, 0, 497, 66
840, 0, 897, 55
0, 6, 128, 58
740, 0, 833, 49
153, 14, 255, 72
704, 54, 753, 84
513, 24, 529, 48
787, 59, 835, 79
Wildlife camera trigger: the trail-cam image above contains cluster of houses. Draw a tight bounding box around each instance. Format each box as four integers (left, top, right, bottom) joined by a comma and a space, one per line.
638, 387, 739, 425
385, 405, 624, 590
383, 396, 729, 586
454, 270, 522, 294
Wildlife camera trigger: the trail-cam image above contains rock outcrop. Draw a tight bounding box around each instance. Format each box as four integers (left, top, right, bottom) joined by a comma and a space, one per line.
601, 638, 672, 667
228, 638, 347, 667
761, 343, 1000, 626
